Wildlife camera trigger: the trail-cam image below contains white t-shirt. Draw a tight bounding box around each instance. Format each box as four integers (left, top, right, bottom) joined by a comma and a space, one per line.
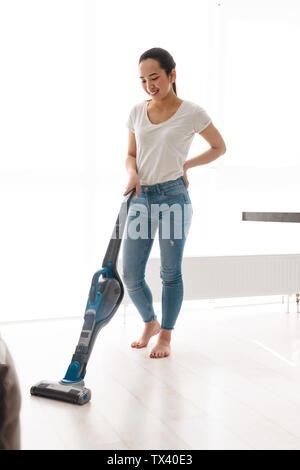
126, 99, 212, 185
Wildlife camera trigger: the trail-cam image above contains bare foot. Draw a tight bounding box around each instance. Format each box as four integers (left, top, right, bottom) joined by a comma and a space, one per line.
150, 330, 171, 358
131, 318, 161, 349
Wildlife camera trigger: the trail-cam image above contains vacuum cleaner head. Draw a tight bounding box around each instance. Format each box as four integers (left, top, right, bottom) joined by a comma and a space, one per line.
30, 380, 91, 405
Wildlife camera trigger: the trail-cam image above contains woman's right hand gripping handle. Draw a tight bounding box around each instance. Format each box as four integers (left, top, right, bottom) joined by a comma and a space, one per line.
123, 172, 141, 198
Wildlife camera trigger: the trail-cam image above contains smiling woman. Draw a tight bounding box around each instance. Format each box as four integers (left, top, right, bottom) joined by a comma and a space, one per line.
122, 47, 226, 360
139, 48, 178, 98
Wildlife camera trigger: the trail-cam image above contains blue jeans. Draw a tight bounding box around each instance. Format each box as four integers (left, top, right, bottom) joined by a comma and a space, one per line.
121, 176, 193, 330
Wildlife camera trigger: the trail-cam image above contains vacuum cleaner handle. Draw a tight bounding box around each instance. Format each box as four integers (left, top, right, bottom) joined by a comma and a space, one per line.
102, 187, 136, 269
123, 187, 137, 202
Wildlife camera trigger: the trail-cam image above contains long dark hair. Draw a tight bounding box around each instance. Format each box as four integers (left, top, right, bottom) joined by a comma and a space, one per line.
139, 47, 177, 96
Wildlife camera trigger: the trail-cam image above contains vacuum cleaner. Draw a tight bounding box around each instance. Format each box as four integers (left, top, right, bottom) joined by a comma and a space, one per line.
30, 188, 136, 405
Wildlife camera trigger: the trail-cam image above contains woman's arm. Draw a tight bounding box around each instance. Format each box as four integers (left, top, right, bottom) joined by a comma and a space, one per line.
124, 130, 141, 197
184, 122, 226, 171
125, 130, 137, 174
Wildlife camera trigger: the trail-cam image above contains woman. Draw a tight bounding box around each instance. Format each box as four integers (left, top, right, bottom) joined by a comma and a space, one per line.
122, 47, 226, 359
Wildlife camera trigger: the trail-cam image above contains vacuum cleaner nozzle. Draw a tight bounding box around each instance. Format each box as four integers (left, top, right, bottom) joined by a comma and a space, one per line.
30, 380, 91, 405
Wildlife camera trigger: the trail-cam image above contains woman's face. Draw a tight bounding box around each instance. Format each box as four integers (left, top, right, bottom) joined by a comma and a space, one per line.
139, 58, 175, 100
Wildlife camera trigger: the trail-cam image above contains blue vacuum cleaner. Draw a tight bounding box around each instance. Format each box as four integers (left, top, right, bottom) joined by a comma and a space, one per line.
30, 188, 136, 405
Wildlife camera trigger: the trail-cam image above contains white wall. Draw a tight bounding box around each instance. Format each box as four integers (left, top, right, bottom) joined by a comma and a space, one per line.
0, 0, 299, 322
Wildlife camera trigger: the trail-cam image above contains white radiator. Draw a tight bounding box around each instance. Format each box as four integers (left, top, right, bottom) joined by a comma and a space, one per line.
118, 254, 300, 304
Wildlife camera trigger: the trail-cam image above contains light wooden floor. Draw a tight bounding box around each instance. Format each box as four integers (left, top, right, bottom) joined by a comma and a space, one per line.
2, 297, 300, 450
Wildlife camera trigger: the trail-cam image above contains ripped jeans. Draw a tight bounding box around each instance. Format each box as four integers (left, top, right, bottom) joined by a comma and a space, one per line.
121, 176, 193, 330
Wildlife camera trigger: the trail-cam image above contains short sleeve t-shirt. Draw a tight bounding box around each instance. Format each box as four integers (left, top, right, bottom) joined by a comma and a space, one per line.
125, 99, 212, 185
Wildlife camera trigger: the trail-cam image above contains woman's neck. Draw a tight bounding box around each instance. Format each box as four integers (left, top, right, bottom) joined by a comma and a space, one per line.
147, 91, 181, 110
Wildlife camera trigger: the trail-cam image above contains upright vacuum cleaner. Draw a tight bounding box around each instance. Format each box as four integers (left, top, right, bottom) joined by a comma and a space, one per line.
30, 188, 136, 405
